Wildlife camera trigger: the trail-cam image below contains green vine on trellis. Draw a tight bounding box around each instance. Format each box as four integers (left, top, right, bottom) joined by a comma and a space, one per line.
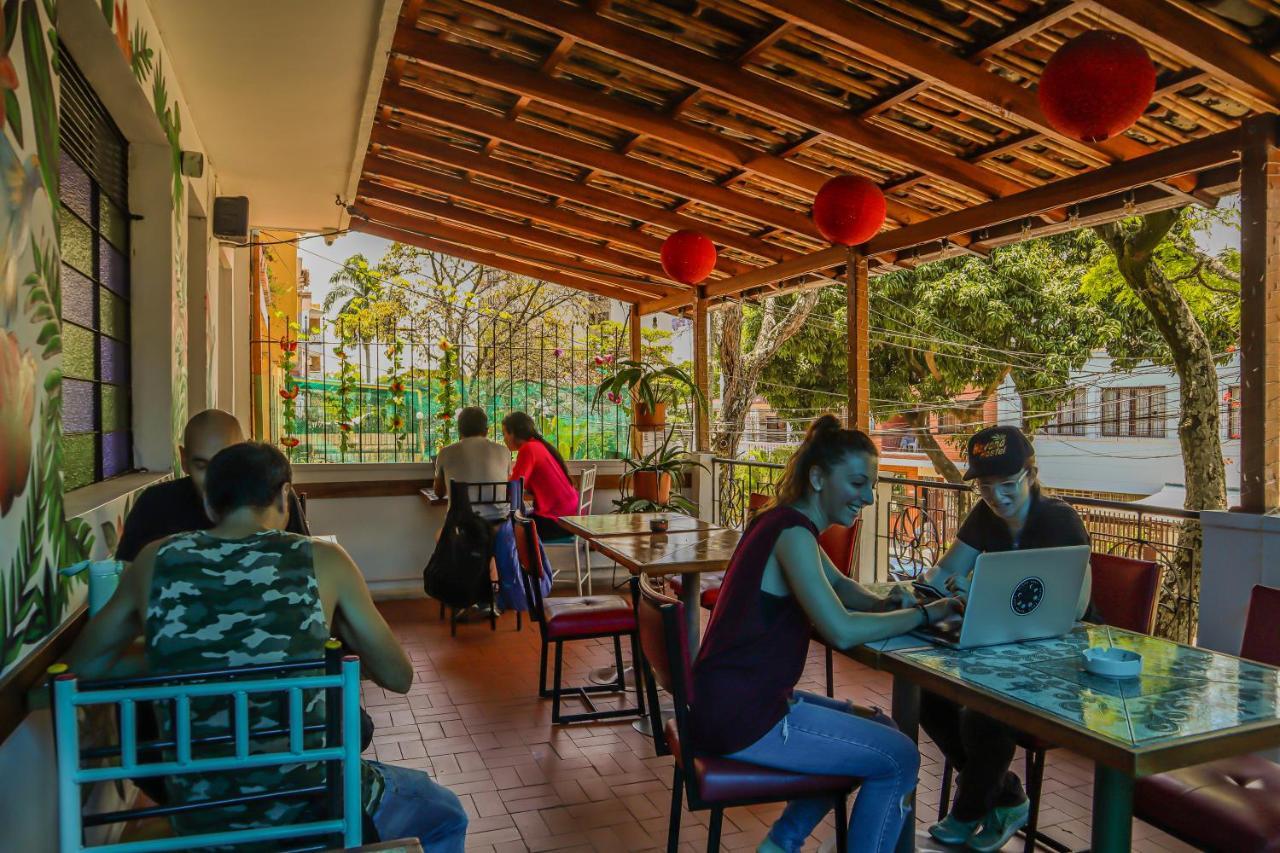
433, 338, 457, 455
333, 316, 359, 460
384, 337, 408, 448
278, 321, 301, 459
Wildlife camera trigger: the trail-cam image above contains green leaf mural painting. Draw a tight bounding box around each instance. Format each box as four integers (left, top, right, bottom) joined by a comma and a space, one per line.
0, 0, 95, 678
0, 0, 201, 678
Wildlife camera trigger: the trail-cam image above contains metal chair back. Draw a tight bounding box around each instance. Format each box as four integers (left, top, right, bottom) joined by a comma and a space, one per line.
50, 641, 363, 852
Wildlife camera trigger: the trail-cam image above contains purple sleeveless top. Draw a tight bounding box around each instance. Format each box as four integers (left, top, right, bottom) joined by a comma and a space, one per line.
689, 506, 818, 755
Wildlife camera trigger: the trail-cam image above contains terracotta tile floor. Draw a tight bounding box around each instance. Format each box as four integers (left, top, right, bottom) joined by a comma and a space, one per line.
369, 598, 1198, 853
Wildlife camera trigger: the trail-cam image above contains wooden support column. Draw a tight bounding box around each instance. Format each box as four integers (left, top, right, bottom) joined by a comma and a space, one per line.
846, 248, 870, 431
629, 305, 644, 457
1239, 115, 1280, 513
694, 291, 710, 452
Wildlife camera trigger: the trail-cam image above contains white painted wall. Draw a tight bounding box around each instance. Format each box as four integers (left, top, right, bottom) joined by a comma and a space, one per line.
294, 459, 628, 597
1198, 510, 1280, 654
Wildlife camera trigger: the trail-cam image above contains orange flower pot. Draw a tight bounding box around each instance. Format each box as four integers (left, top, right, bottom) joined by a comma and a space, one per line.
633, 402, 667, 429
629, 470, 672, 504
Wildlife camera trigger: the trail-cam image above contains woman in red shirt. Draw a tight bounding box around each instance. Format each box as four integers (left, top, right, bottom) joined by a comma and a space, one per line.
502, 412, 579, 541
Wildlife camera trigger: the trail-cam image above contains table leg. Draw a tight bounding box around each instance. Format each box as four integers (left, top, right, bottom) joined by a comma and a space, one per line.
679, 572, 701, 662
891, 676, 920, 853
1091, 765, 1134, 853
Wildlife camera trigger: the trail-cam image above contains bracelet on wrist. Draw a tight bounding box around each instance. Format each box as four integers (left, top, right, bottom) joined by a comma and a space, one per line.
915, 602, 931, 627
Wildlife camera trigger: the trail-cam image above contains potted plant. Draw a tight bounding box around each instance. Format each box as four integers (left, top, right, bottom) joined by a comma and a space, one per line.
593, 360, 706, 429
616, 428, 706, 515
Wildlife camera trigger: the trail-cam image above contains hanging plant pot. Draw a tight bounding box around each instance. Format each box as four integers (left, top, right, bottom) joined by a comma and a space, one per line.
633, 401, 668, 429
630, 470, 672, 504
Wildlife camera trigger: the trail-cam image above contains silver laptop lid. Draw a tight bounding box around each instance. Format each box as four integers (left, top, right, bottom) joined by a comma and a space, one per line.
955, 545, 1090, 649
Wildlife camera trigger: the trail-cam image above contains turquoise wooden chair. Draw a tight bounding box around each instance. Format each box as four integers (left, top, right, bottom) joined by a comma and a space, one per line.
51, 639, 363, 852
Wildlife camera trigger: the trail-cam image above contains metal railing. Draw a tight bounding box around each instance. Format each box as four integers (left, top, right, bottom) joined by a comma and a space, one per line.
709, 456, 1201, 644
255, 318, 668, 463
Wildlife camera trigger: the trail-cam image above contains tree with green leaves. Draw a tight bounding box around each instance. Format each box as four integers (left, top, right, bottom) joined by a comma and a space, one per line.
760, 236, 1105, 481
1085, 205, 1240, 639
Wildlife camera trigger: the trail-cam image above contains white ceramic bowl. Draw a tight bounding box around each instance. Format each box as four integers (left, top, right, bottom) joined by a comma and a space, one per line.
1082, 647, 1143, 679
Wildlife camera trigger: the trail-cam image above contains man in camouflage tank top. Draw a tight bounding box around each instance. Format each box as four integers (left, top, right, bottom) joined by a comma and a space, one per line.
69, 443, 468, 851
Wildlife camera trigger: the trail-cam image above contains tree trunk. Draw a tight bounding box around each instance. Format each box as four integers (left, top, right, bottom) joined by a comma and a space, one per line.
1095, 209, 1226, 642
710, 291, 821, 459
904, 410, 966, 483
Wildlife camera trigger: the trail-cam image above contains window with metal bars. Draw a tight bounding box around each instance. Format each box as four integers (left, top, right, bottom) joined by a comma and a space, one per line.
1226, 385, 1241, 440
1042, 388, 1089, 436
1101, 387, 1167, 438
57, 46, 133, 490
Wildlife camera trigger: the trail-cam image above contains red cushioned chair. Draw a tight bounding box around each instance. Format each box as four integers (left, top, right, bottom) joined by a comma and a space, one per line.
665, 491, 772, 612
1089, 552, 1162, 638
1134, 584, 1280, 853
634, 575, 857, 852
818, 517, 862, 698
514, 516, 645, 725
936, 551, 1162, 853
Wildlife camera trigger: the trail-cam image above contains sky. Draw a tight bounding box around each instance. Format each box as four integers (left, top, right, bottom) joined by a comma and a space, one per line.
296, 230, 391, 309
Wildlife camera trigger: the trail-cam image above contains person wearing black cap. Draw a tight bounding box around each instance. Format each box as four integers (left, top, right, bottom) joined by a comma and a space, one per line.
917, 425, 1093, 851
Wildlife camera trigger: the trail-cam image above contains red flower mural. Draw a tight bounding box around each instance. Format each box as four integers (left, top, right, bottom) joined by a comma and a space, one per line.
0, 15, 20, 132
0, 331, 36, 515
113, 1, 132, 64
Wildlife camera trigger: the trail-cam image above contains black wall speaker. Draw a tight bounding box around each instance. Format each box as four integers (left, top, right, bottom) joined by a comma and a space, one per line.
212, 196, 249, 242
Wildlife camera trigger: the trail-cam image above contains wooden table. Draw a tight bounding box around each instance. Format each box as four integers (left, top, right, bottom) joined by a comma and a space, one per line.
847, 623, 1280, 852
591, 528, 741, 659
558, 512, 719, 538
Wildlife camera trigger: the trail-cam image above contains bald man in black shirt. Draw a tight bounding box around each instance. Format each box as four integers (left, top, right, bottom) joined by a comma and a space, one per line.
116, 409, 308, 562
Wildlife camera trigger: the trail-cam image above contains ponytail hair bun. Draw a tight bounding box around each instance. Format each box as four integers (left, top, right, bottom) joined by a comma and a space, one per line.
765, 414, 878, 512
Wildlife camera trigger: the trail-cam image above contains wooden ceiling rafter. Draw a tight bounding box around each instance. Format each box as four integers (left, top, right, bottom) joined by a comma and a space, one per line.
456, 0, 1031, 199
355, 1, 1269, 313
378, 85, 827, 240
655, 123, 1245, 311
357, 181, 681, 286
361, 150, 754, 278
354, 209, 673, 303
742, 0, 1199, 195
389, 31, 930, 226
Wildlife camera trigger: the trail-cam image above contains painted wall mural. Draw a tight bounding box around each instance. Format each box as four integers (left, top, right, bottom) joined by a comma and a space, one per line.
0, 0, 94, 677
0, 0, 195, 679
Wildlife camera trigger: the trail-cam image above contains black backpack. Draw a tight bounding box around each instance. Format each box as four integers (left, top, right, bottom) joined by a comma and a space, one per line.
422, 483, 495, 609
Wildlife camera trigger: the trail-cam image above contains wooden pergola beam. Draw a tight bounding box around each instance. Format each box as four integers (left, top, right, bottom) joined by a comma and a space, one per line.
1087, 0, 1280, 107
354, 200, 675, 300
390, 32, 928, 226
353, 219, 664, 305
646, 125, 1242, 306
362, 150, 753, 277
368, 124, 792, 264
460, 0, 1031, 199
745, 0, 1187, 181
358, 181, 682, 286
381, 86, 825, 241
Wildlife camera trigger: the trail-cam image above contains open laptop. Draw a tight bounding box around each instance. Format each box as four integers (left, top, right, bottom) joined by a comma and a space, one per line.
912, 545, 1090, 649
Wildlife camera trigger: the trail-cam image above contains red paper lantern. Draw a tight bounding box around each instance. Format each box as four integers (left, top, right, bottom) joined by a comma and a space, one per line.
1038, 30, 1155, 143
812, 175, 886, 247
660, 230, 717, 285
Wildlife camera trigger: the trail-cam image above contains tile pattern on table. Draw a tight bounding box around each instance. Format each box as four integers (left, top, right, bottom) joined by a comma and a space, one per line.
894, 625, 1280, 748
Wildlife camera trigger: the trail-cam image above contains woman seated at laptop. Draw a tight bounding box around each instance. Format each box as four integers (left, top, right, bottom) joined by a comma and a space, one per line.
918, 425, 1093, 851
692, 415, 961, 853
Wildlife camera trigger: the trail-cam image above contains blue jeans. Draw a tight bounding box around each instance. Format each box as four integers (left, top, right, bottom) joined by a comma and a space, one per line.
367, 761, 468, 853
726, 691, 918, 853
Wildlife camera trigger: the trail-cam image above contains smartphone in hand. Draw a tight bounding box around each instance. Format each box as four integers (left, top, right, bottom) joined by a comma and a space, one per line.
911, 579, 946, 602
